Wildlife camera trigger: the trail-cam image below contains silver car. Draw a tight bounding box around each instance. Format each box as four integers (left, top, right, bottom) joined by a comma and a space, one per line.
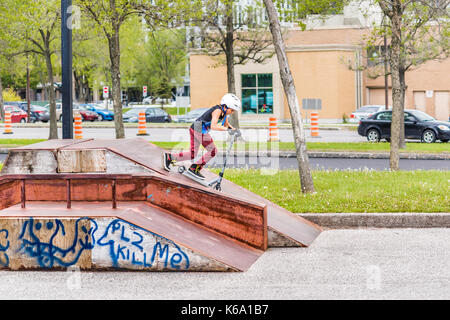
349, 105, 388, 123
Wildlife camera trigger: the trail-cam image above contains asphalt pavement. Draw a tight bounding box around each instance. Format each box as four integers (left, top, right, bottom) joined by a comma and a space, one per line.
205, 156, 450, 171
0, 228, 448, 300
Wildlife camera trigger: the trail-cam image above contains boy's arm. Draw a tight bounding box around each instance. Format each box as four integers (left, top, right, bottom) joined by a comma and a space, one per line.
224, 116, 234, 130
210, 109, 228, 131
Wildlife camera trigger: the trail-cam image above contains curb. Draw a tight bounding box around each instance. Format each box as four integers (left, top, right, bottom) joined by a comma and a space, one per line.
1, 147, 449, 160
219, 151, 450, 160
297, 212, 450, 229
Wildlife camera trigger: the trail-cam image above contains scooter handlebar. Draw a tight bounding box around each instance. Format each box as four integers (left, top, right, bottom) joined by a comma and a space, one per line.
228, 128, 242, 137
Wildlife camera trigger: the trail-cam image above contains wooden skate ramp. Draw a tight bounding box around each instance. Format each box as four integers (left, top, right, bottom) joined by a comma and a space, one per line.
0, 173, 267, 252
0, 174, 265, 271
3, 138, 322, 247
59, 138, 322, 247
0, 201, 262, 271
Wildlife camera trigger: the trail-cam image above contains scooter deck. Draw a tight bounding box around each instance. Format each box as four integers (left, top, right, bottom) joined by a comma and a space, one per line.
179, 168, 211, 187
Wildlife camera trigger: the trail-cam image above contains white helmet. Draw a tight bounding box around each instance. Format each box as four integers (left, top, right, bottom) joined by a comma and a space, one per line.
221, 93, 241, 112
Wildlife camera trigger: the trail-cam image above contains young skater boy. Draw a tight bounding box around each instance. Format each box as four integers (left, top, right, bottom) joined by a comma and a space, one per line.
162, 93, 241, 180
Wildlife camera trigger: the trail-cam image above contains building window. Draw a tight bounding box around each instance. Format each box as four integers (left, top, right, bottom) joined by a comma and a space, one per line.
241, 73, 273, 114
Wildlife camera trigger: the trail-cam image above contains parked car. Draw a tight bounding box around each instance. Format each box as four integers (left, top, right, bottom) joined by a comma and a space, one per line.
349, 105, 387, 123
76, 104, 99, 122
19, 104, 50, 123
172, 108, 209, 123
123, 107, 172, 123
358, 109, 450, 143
43, 102, 97, 122
43, 102, 63, 121
3, 101, 23, 108
142, 96, 171, 105
2, 105, 28, 123
80, 104, 114, 121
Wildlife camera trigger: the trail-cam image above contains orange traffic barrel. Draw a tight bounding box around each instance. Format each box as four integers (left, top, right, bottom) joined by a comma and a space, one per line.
3, 108, 13, 135
268, 117, 279, 142
137, 111, 149, 136
74, 114, 83, 139
310, 112, 320, 137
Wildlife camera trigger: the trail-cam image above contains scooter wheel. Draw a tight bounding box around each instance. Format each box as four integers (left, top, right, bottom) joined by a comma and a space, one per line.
178, 166, 186, 174
214, 184, 221, 192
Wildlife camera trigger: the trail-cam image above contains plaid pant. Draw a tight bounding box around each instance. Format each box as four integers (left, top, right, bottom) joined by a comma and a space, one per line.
172, 128, 217, 167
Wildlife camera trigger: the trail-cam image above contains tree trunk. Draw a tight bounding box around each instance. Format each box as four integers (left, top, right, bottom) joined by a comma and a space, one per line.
389, 11, 403, 171
44, 48, 58, 140
225, 0, 240, 129
0, 74, 4, 122
263, 0, 315, 194
108, 28, 125, 139
399, 68, 406, 149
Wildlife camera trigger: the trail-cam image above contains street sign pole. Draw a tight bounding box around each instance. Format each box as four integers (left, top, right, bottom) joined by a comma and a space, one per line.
103, 86, 109, 110
61, 0, 73, 139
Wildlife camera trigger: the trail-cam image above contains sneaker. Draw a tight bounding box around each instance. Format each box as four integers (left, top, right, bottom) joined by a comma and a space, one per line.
187, 164, 205, 180
162, 153, 175, 171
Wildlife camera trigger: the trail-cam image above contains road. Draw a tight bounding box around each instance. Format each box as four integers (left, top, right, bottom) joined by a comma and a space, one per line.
207, 156, 450, 170
0, 228, 448, 300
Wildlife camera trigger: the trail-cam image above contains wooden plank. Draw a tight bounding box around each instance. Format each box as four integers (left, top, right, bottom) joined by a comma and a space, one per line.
0, 180, 21, 210
57, 150, 81, 173
81, 149, 107, 173
118, 203, 263, 271
25, 179, 66, 201
146, 176, 267, 251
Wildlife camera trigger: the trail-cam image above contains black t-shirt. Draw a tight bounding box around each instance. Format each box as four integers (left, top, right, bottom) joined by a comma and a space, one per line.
190, 105, 227, 133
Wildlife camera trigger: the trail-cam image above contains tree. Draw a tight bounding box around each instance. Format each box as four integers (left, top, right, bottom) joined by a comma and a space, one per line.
364, 0, 450, 170
262, 0, 315, 193
72, 16, 110, 103
134, 29, 187, 105
261, 0, 349, 193
76, 0, 145, 138
0, 0, 62, 139
196, 0, 274, 128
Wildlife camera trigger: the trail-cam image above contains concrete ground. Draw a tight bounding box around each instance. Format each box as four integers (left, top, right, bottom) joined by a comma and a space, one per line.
1, 228, 448, 300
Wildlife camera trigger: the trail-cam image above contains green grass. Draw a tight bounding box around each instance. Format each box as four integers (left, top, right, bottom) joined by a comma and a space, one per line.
0, 139, 448, 154
150, 141, 450, 153
0, 160, 448, 212
214, 169, 450, 213
0, 139, 46, 148
164, 107, 190, 116
306, 142, 450, 153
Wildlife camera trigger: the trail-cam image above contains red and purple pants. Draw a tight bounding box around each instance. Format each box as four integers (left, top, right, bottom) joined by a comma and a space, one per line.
172, 128, 217, 167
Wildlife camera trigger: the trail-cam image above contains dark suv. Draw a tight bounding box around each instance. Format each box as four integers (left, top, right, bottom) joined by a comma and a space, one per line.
358, 109, 450, 143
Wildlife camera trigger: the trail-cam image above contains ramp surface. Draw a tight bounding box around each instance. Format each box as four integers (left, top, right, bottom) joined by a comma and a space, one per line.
60, 139, 322, 246
0, 201, 262, 271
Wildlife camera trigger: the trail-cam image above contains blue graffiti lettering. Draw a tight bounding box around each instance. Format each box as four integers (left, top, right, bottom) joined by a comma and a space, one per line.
131, 232, 143, 251
4, 217, 190, 270
18, 217, 97, 268
98, 219, 190, 270
152, 242, 169, 268
0, 229, 10, 267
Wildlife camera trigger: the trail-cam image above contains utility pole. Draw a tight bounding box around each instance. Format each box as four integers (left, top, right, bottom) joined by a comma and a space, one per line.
61, 0, 73, 138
